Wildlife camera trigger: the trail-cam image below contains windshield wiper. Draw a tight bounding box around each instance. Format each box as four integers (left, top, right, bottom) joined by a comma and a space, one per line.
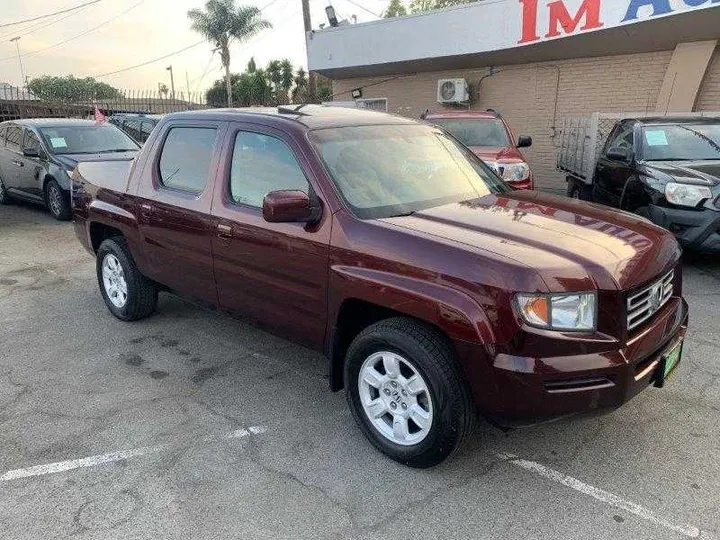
96, 148, 137, 153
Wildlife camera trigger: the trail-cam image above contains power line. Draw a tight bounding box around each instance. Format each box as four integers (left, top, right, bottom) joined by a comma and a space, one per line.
0, 1, 145, 63
0, 9, 80, 41
92, 40, 207, 78
339, 0, 381, 18
0, 0, 103, 29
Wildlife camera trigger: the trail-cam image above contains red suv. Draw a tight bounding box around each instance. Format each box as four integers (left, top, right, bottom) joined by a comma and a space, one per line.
424, 110, 534, 190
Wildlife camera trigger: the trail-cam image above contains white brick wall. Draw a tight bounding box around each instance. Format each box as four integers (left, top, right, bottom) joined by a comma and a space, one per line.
332, 51, 674, 193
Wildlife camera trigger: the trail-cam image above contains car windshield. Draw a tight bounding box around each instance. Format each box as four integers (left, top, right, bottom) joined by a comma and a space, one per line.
641, 123, 720, 161
428, 117, 511, 147
309, 124, 510, 219
38, 124, 140, 155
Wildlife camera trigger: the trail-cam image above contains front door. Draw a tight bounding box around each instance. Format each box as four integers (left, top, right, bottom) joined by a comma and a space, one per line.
135, 121, 226, 306
593, 121, 635, 208
210, 126, 331, 350
16, 129, 44, 198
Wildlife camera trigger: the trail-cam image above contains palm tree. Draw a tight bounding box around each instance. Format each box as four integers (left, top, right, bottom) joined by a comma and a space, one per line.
188, 0, 271, 107
292, 67, 308, 103
280, 60, 294, 93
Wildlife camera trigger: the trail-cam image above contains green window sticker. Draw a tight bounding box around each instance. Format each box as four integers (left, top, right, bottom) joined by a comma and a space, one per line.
50, 137, 67, 149
644, 130, 668, 146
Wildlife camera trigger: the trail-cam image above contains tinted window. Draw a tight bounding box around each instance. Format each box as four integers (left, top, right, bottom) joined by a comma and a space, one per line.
0, 125, 6, 146
23, 130, 41, 152
38, 124, 138, 154
6, 125, 22, 150
159, 127, 217, 193
122, 119, 142, 141
140, 121, 155, 140
229, 131, 308, 207
606, 123, 634, 155
429, 118, 511, 147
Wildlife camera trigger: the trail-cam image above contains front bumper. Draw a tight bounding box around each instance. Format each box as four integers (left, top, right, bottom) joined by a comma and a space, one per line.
485, 296, 688, 424
647, 204, 720, 253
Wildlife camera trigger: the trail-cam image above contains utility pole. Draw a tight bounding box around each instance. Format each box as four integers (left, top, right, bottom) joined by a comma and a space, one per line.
301, 0, 317, 102
185, 70, 190, 101
10, 37, 27, 94
166, 65, 175, 101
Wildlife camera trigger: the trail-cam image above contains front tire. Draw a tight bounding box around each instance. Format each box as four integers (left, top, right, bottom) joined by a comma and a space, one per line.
0, 177, 9, 205
344, 317, 474, 468
96, 237, 158, 321
45, 179, 71, 220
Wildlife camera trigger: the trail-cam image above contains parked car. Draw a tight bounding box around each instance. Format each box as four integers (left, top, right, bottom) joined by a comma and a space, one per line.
109, 113, 163, 144
423, 109, 534, 189
559, 113, 720, 252
0, 119, 139, 220
72, 106, 687, 467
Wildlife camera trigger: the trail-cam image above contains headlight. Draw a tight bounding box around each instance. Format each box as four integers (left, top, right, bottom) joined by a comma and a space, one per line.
515, 292, 596, 331
484, 161, 531, 182
665, 182, 712, 208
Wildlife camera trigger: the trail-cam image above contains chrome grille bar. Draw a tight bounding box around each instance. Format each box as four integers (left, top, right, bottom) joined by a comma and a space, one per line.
627, 270, 674, 332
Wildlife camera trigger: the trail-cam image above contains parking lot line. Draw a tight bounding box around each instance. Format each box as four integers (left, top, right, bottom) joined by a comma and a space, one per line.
0, 426, 268, 483
498, 453, 702, 538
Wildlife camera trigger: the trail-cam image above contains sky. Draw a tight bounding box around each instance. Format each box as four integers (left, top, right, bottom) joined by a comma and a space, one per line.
0, 0, 388, 94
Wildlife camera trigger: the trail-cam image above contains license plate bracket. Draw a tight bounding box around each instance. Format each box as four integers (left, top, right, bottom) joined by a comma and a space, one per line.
654, 339, 683, 388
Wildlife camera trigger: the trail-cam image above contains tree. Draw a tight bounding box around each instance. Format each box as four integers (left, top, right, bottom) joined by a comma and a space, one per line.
158, 83, 169, 97
408, 0, 475, 13
27, 75, 122, 102
291, 68, 308, 103
247, 57, 257, 73
188, 0, 271, 107
384, 0, 407, 17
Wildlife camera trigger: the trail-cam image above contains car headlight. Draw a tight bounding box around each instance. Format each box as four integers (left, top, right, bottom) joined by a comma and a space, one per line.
665, 182, 712, 208
484, 161, 531, 182
515, 292, 596, 331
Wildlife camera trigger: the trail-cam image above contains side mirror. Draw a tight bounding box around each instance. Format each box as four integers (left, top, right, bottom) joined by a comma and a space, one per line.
22, 147, 39, 158
263, 190, 321, 224
607, 147, 631, 162
517, 135, 532, 148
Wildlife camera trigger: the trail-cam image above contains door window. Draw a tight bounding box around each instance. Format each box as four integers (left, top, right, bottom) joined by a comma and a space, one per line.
0, 125, 6, 147
605, 123, 634, 157
6, 125, 22, 151
158, 126, 217, 193
23, 130, 41, 153
229, 131, 308, 207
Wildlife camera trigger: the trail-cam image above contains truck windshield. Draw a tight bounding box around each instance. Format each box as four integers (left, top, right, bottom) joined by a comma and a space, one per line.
38, 124, 140, 155
641, 123, 720, 161
309, 124, 510, 219
427, 118, 511, 147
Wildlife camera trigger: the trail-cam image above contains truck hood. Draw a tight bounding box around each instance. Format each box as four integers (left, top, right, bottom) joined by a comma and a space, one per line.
380, 190, 679, 291
54, 151, 138, 170
467, 146, 525, 163
644, 160, 720, 186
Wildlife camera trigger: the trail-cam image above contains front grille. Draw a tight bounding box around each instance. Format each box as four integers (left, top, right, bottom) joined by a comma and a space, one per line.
627, 270, 674, 332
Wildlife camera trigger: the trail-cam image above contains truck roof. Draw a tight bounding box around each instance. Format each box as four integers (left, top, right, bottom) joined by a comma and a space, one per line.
164, 105, 417, 130
633, 116, 720, 125
424, 110, 500, 120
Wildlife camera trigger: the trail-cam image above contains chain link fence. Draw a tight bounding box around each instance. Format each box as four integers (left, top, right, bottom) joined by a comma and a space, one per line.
0, 86, 209, 123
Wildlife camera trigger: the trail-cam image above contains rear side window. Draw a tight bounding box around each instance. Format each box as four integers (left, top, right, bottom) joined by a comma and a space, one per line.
6, 125, 22, 150
0, 125, 6, 146
158, 127, 217, 193
229, 131, 308, 207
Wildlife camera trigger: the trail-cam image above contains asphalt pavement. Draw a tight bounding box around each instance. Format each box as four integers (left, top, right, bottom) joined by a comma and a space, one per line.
1, 201, 719, 540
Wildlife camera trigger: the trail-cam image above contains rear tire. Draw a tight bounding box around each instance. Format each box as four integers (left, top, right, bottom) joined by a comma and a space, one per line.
45, 179, 71, 221
97, 237, 157, 321
344, 317, 474, 468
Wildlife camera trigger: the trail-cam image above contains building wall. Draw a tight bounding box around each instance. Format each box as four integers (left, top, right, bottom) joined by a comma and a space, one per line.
696, 48, 720, 110
332, 50, 676, 193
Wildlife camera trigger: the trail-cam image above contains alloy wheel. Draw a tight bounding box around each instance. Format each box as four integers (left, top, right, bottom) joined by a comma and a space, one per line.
358, 351, 433, 446
101, 254, 128, 308
48, 184, 63, 217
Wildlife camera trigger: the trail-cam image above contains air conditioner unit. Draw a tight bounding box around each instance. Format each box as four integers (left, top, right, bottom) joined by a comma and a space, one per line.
437, 78, 469, 104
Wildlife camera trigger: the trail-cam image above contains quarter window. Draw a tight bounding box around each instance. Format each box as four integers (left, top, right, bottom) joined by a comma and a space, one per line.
23, 130, 41, 152
606, 123, 634, 156
158, 127, 217, 193
229, 131, 309, 207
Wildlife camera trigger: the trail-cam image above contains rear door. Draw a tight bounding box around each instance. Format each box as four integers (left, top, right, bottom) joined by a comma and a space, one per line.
593, 121, 635, 208
135, 120, 226, 305
210, 125, 331, 349
1, 124, 24, 192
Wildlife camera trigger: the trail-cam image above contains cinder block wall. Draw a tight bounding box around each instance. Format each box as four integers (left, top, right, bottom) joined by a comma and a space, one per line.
331, 50, 704, 194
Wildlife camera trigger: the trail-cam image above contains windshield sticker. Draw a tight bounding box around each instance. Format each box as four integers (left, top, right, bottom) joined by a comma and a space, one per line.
49, 137, 68, 149
644, 130, 668, 146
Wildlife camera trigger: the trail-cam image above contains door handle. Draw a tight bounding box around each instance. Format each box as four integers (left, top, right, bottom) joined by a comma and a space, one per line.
217, 223, 233, 239
12, 160, 23, 167
140, 203, 153, 213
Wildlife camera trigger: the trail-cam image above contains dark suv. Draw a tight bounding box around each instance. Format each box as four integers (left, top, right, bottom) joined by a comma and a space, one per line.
109, 113, 162, 144
0, 119, 139, 220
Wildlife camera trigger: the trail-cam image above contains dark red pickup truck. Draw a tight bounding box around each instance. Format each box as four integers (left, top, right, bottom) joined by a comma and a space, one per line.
72, 106, 688, 467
